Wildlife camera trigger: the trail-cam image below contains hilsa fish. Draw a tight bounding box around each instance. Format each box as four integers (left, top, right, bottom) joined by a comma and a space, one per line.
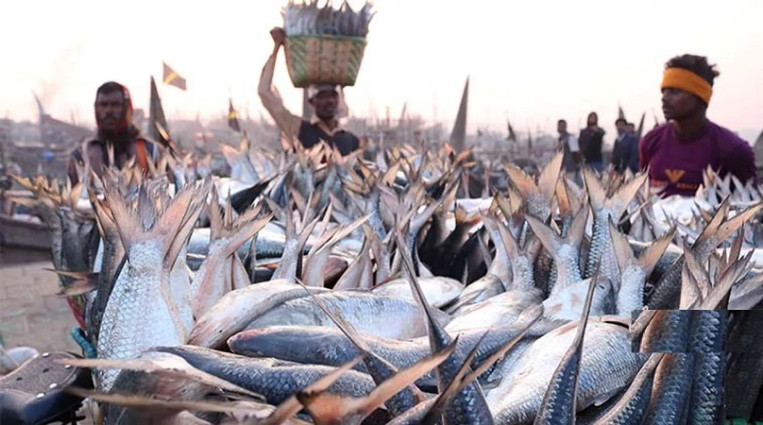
96, 180, 209, 391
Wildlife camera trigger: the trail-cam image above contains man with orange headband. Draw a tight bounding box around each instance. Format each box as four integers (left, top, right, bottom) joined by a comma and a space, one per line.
67, 81, 157, 185
640, 54, 755, 197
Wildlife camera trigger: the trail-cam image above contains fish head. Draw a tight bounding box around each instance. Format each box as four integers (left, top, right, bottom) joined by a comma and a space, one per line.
590, 277, 615, 316
227, 326, 334, 360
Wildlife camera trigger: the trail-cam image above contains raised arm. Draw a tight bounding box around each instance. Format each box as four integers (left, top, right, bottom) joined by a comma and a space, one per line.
258, 28, 302, 141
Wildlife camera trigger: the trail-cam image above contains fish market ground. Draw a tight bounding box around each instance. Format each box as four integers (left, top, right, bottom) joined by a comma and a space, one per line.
0, 248, 81, 353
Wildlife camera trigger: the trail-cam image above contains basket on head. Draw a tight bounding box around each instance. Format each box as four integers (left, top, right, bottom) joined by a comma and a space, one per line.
284, 34, 367, 88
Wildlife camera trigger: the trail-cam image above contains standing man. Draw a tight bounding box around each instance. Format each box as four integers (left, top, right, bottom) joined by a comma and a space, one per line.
578, 112, 606, 173
640, 54, 755, 197
67, 82, 157, 185
258, 28, 360, 156
612, 118, 640, 173
557, 119, 581, 183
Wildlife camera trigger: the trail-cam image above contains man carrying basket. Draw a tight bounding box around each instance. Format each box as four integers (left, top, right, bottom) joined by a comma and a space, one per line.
259, 28, 360, 156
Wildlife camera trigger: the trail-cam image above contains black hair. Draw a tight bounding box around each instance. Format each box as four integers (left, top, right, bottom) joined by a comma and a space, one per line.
615, 117, 627, 125
665, 54, 720, 86
96, 81, 125, 97
557, 119, 567, 125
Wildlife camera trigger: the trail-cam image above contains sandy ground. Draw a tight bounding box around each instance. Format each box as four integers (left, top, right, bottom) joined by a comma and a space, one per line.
0, 247, 81, 354
1, 247, 95, 424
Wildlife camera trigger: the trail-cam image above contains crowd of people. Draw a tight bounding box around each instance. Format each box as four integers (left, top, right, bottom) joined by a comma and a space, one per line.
62, 37, 757, 200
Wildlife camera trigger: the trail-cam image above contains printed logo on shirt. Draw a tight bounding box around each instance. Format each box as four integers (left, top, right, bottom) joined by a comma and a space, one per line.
664, 169, 686, 184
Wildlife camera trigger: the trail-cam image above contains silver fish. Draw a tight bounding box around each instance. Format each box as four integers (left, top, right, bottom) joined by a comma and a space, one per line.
97, 180, 208, 391
244, 291, 449, 340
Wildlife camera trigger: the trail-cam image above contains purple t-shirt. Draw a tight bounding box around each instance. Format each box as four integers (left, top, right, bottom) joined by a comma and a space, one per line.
639, 121, 756, 197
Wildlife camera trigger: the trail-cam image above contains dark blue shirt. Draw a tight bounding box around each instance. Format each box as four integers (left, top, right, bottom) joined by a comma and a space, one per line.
612, 133, 640, 173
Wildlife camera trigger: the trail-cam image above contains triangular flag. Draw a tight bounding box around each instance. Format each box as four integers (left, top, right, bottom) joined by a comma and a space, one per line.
162, 62, 187, 91
636, 112, 646, 139
228, 99, 241, 133
507, 120, 517, 142
149, 76, 172, 150
618, 105, 626, 120
449, 77, 469, 152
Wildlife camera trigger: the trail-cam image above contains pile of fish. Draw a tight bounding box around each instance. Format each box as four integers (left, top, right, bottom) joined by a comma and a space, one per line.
8, 141, 763, 424
283, 0, 375, 37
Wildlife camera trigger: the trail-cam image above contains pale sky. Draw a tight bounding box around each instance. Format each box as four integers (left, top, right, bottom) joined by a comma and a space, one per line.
2, 0, 763, 144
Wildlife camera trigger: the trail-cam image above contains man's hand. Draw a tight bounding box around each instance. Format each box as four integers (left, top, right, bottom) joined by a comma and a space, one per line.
270, 27, 286, 47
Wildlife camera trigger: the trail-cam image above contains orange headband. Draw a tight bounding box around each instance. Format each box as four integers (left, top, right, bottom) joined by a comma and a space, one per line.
661, 67, 713, 104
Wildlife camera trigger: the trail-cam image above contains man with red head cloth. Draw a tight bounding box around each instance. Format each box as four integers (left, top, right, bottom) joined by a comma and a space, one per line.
640, 54, 756, 197
67, 81, 157, 184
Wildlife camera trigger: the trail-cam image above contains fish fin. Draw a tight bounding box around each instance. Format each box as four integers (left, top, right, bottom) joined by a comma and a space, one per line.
704, 249, 755, 309
556, 178, 572, 218
64, 387, 261, 416
637, 227, 676, 275
505, 164, 537, 200
713, 203, 763, 245
583, 167, 606, 210
458, 304, 543, 392
160, 179, 211, 271
566, 207, 589, 250
49, 270, 99, 296
694, 197, 731, 247
101, 178, 140, 261
495, 213, 520, 263
231, 255, 250, 290
525, 214, 562, 257
394, 229, 446, 340
454, 204, 469, 226
421, 333, 487, 425
476, 230, 493, 270
728, 228, 744, 265
538, 152, 563, 202
535, 270, 600, 419
353, 340, 456, 420
607, 173, 648, 217
608, 217, 632, 272
90, 189, 116, 240
59, 355, 261, 399
136, 183, 157, 231
221, 214, 273, 259
680, 242, 711, 309
271, 357, 363, 425
207, 189, 224, 242
334, 226, 373, 290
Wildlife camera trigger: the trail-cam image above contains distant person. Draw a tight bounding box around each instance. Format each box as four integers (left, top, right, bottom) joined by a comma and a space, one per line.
67, 82, 158, 185
557, 119, 581, 182
640, 54, 756, 197
612, 118, 640, 173
258, 28, 360, 156
578, 112, 605, 172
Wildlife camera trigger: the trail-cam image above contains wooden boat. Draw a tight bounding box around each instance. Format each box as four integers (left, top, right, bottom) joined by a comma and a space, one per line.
0, 190, 50, 251
0, 214, 49, 251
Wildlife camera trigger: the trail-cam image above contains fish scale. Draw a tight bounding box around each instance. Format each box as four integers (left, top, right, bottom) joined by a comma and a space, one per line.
586, 211, 620, 285
688, 311, 727, 425
643, 353, 694, 425
156, 345, 376, 407
489, 323, 643, 424
591, 354, 664, 425
97, 241, 185, 391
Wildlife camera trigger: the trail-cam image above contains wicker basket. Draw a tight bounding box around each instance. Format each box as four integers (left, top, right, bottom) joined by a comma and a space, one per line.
283, 35, 367, 88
